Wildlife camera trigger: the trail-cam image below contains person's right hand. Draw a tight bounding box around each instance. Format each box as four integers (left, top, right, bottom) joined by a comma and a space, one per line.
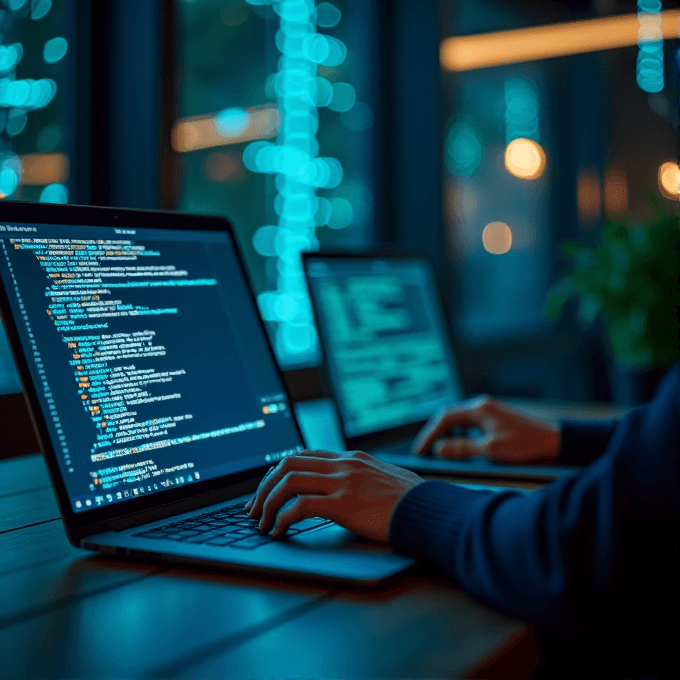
411, 395, 561, 465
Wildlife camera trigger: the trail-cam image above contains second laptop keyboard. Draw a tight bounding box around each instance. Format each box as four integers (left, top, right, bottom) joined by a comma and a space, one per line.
132, 504, 333, 550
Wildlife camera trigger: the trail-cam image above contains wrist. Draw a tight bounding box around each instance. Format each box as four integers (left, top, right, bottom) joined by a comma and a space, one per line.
535, 425, 561, 464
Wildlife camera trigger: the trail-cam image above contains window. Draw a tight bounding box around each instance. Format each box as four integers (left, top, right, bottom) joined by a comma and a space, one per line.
444, 62, 552, 340
172, 0, 376, 368
440, 0, 678, 399
444, 0, 678, 342
0, 0, 74, 393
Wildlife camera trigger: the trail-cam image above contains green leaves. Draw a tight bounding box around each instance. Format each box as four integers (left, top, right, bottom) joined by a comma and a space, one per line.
545, 203, 680, 368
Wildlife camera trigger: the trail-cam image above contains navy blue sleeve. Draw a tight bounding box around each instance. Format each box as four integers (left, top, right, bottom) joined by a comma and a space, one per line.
390, 363, 680, 663
558, 418, 619, 466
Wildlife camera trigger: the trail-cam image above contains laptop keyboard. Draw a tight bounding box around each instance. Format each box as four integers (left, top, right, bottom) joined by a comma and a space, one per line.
132, 504, 333, 550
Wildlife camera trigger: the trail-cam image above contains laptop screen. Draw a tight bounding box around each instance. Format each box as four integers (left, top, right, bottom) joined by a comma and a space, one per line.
304, 255, 465, 439
0, 220, 304, 514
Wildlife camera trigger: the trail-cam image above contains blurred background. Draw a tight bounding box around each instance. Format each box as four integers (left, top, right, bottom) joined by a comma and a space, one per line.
0, 0, 678, 453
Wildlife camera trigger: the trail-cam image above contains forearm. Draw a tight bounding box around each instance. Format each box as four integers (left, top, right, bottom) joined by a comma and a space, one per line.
390, 403, 678, 641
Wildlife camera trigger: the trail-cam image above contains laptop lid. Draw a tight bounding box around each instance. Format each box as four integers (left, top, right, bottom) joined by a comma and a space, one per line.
0, 202, 306, 546
302, 250, 466, 451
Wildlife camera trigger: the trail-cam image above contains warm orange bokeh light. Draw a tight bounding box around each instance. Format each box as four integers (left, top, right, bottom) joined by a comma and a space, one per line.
658, 162, 680, 200
482, 222, 513, 255
440, 10, 680, 71
504, 139, 546, 180
20, 153, 70, 185
577, 169, 602, 223
171, 104, 279, 153
604, 168, 628, 216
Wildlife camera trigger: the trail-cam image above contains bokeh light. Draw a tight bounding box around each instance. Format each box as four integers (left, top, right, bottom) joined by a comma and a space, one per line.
20, 152, 68, 184
504, 77, 539, 144
214, 107, 249, 136
445, 121, 482, 177
577, 168, 602, 223
441, 10, 680, 72
636, 3, 665, 93
327, 197, 353, 229
340, 101, 374, 131
482, 222, 513, 255
30, 0, 52, 20
253, 225, 279, 257
203, 151, 242, 183
247, 0, 350, 361
658, 161, 680, 199
6, 108, 27, 136
313, 76, 333, 107
43, 36, 68, 63
0, 43, 24, 72
0, 152, 22, 198
328, 82, 356, 112
504, 138, 546, 179
452, 183, 479, 219
36, 123, 61, 152
604, 168, 629, 215
314, 3, 341, 28
0, 166, 19, 197
39, 183, 68, 203
0, 77, 57, 109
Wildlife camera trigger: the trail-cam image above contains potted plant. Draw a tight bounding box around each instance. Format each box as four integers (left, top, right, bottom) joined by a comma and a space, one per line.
545, 194, 680, 404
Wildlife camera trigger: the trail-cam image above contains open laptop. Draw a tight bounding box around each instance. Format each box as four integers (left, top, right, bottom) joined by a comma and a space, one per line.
0, 201, 417, 586
302, 250, 578, 482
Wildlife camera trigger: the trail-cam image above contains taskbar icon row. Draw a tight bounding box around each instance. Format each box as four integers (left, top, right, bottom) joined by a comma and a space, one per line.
72, 471, 201, 510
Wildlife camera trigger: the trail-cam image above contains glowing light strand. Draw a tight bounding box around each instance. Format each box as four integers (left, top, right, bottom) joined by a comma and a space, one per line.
245, 0, 347, 362
0, 1, 66, 203
636, 1, 665, 93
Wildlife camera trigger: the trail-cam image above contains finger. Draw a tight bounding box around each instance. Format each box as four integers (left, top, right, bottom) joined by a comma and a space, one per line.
269, 494, 337, 538
245, 464, 278, 511
411, 407, 480, 455
432, 434, 492, 459
258, 471, 338, 533
298, 449, 345, 459
248, 455, 338, 517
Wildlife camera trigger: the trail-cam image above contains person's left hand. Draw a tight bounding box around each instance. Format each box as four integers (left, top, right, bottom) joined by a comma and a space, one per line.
244, 450, 423, 543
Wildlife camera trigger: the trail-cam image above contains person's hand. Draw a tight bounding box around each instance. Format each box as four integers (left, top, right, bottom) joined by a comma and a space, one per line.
244, 450, 423, 542
411, 395, 560, 465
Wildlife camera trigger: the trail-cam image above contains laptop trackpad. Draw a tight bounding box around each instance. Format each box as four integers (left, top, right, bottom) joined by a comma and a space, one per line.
288, 524, 388, 553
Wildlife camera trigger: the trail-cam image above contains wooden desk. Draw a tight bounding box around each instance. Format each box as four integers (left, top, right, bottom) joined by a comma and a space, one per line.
1, 452, 535, 679
1, 400, 627, 678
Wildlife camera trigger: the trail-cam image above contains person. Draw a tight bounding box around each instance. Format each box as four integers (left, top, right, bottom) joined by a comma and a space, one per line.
245, 361, 680, 679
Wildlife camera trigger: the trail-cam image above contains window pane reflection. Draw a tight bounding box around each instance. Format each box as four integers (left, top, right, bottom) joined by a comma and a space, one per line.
173, 0, 375, 367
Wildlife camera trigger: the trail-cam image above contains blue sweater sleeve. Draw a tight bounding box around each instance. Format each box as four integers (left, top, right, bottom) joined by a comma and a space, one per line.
390, 363, 680, 658
558, 419, 618, 467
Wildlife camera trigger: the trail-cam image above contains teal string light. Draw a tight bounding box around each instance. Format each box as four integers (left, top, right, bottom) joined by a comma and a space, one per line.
636, 0, 665, 93
1, 1, 62, 201
504, 77, 539, 145
244, 0, 350, 363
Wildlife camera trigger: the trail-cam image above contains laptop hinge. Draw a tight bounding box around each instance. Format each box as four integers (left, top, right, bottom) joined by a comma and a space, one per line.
106, 479, 257, 532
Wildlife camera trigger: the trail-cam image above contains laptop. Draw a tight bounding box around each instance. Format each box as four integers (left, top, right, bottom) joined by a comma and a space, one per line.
302, 250, 578, 482
0, 201, 417, 586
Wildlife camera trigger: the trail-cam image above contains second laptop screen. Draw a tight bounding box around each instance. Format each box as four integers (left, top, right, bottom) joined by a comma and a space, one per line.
305, 257, 465, 438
